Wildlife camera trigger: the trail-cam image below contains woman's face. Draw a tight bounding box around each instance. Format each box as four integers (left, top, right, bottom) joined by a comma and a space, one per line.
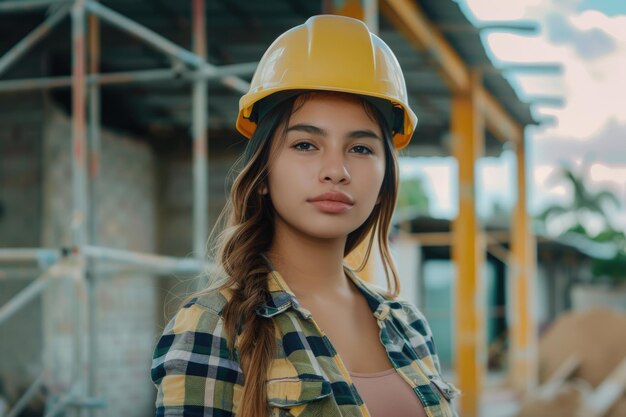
266, 93, 386, 242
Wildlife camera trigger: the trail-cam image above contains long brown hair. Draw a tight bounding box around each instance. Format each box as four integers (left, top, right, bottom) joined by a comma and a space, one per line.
191, 91, 401, 417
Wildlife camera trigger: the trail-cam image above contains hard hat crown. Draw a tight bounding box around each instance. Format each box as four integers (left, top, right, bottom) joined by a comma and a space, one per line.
236, 15, 417, 149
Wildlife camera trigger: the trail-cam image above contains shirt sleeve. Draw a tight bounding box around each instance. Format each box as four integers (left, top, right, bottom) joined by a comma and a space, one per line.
151, 301, 244, 417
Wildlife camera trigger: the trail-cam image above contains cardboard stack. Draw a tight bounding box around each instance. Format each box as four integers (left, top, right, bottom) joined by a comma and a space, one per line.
516, 308, 626, 417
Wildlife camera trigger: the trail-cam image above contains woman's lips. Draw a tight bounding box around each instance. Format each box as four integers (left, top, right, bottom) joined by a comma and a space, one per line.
308, 200, 353, 213
307, 191, 354, 213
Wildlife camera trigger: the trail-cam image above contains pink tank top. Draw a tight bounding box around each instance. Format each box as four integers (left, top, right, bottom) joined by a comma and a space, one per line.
349, 368, 428, 417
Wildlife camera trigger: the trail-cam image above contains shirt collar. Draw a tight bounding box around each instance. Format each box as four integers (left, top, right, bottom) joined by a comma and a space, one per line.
255, 262, 397, 321
345, 267, 396, 321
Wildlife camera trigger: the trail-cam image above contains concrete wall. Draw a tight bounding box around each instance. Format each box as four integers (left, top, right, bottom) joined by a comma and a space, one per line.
571, 284, 626, 311
536, 256, 595, 327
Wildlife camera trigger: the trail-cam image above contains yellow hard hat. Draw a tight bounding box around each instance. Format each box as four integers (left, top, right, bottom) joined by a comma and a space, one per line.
236, 14, 418, 149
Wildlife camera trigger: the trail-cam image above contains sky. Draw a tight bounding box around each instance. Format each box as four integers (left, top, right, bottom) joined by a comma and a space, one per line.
401, 0, 626, 235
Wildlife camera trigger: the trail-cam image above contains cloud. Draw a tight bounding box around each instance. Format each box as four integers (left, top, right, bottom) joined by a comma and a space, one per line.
459, 0, 626, 230
486, 8, 626, 139
460, 0, 545, 21
532, 119, 626, 166
545, 13, 616, 59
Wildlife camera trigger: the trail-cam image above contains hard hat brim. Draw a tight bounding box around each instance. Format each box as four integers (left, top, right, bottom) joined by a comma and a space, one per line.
237, 87, 416, 150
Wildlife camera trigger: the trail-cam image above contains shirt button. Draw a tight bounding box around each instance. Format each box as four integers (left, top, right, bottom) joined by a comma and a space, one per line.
375, 304, 391, 320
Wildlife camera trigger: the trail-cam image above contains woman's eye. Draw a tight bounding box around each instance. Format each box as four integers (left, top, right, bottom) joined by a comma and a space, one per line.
293, 141, 316, 151
351, 145, 373, 154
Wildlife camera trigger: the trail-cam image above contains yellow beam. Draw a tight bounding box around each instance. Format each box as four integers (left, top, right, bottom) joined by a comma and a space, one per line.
324, 0, 379, 34
477, 86, 523, 145
485, 234, 512, 265
380, 0, 469, 92
380, 0, 524, 145
398, 231, 453, 247
510, 132, 538, 393
399, 231, 513, 246
451, 72, 486, 417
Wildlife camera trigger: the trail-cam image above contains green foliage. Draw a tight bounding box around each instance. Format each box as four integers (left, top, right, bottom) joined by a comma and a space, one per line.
592, 253, 626, 284
567, 223, 589, 236
593, 228, 626, 245
397, 177, 430, 215
591, 228, 626, 284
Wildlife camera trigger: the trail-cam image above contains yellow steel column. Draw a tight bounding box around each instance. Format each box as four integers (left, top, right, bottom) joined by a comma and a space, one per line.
451, 72, 486, 417
326, 0, 379, 283
323, 0, 378, 33
510, 130, 538, 393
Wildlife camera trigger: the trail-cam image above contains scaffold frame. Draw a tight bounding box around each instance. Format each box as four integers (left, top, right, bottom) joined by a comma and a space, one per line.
0, 1, 231, 415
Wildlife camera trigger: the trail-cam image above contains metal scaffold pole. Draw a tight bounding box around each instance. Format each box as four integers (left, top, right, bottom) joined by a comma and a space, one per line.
0, 5, 69, 77
86, 4, 101, 415
0, 0, 72, 13
0, 64, 257, 93
71, 1, 90, 415
192, 0, 209, 271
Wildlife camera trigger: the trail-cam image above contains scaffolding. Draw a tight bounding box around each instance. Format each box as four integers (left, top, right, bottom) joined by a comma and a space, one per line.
0, 0, 250, 415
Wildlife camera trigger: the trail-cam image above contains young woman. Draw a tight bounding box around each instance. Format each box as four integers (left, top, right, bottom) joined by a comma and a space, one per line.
151, 15, 460, 417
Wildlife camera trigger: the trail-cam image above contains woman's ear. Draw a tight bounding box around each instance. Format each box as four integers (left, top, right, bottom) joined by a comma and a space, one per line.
259, 183, 269, 195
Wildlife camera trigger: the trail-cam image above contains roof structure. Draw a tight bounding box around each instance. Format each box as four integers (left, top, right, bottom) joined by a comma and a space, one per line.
0, 0, 535, 156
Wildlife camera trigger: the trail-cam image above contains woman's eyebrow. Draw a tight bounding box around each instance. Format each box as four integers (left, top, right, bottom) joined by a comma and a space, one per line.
286, 124, 381, 140
286, 123, 325, 135
348, 130, 382, 140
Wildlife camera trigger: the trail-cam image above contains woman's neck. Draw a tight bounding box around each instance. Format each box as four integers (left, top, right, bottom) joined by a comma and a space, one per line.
266, 229, 351, 298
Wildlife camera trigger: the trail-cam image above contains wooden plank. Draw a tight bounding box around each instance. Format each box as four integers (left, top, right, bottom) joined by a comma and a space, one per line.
538, 355, 580, 398
584, 357, 626, 417
381, 0, 469, 92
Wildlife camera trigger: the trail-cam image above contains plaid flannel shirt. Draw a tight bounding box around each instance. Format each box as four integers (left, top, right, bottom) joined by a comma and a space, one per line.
151, 266, 460, 417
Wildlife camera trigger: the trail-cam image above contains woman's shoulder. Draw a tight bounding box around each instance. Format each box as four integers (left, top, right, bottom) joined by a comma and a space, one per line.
151, 287, 244, 401
192, 286, 234, 315
152, 288, 239, 372
159, 286, 235, 336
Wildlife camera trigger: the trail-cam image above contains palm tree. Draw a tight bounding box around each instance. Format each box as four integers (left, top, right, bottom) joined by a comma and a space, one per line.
537, 163, 620, 236
537, 164, 626, 284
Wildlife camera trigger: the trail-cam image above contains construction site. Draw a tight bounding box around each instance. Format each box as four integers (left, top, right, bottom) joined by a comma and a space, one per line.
1, 0, 625, 416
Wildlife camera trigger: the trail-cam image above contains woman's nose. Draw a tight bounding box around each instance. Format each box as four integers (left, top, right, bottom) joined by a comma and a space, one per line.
319, 151, 351, 184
